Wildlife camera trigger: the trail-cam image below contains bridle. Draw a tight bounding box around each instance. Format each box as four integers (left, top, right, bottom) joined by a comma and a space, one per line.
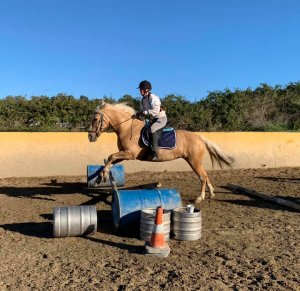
88, 111, 106, 137
88, 110, 134, 137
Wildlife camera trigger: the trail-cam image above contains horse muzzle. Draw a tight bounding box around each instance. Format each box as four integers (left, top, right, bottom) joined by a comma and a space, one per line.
88, 132, 97, 142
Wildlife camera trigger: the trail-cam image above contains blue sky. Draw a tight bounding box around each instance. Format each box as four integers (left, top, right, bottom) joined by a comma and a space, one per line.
1, 0, 300, 101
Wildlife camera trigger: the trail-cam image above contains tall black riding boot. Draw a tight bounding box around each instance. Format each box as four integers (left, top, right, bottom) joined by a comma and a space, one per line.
151, 131, 159, 160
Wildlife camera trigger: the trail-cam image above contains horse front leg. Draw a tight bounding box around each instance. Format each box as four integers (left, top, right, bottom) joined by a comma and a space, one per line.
98, 150, 135, 183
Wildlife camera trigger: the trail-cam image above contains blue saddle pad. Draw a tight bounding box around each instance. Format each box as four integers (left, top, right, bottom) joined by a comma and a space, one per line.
142, 125, 176, 149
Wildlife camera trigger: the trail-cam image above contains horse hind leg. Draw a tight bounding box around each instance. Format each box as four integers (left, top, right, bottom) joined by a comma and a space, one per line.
195, 166, 215, 202
195, 165, 211, 203
195, 174, 206, 204
186, 158, 209, 203
206, 176, 215, 199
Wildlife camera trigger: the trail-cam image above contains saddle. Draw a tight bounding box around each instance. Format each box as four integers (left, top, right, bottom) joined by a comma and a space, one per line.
141, 121, 176, 149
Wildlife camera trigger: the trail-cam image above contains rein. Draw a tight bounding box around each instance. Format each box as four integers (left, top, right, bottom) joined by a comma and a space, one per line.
88, 111, 134, 138
112, 116, 133, 127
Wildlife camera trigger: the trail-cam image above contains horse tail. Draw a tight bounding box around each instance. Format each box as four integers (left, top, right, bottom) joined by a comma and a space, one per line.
200, 135, 234, 168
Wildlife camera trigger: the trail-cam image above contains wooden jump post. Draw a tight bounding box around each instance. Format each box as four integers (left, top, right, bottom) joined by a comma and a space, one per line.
227, 183, 300, 212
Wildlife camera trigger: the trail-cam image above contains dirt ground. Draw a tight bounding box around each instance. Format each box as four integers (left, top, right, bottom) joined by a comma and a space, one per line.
0, 167, 299, 291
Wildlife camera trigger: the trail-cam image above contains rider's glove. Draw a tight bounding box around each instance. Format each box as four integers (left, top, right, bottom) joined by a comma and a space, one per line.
132, 111, 144, 119
136, 111, 144, 117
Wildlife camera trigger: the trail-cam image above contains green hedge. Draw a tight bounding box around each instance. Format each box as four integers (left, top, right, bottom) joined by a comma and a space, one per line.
1, 82, 299, 131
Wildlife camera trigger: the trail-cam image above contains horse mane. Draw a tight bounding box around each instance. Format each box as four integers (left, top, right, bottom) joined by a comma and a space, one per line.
97, 102, 136, 115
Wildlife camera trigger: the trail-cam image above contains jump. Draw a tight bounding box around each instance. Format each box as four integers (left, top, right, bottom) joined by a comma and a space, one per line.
88, 101, 233, 203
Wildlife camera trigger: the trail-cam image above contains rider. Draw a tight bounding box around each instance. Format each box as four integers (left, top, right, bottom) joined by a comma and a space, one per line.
136, 80, 167, 160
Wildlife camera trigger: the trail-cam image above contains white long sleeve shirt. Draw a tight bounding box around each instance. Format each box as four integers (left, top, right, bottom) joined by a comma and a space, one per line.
140, 93, 166, 119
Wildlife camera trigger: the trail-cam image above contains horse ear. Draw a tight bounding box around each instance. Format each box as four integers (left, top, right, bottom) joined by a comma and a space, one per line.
100, 99, 106, 108
94, 106, 103, 115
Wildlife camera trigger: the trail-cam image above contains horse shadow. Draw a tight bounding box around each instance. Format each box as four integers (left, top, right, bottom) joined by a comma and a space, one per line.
80, 189, 112, 206
0, 221, 53, 238
0, 181, 87, 200
0, 181, 116, 206
0, 178, 162, 201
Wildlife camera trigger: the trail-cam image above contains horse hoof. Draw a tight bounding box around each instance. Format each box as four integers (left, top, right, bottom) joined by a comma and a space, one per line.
195, 197, 203, 204
95, 176, 102, 185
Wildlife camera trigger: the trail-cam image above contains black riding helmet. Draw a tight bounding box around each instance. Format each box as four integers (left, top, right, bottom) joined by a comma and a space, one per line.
137, 80, 152, 90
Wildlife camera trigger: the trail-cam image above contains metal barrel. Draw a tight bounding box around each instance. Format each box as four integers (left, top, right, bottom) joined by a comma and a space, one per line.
140, 208, 171, 242
112, 188, 182, 230
87, 164, 125, 188
172, 207, 202, 241
53, 206, 97, 237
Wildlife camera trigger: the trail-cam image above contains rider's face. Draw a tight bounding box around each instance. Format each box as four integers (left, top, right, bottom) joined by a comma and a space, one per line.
140, 88, 149, 97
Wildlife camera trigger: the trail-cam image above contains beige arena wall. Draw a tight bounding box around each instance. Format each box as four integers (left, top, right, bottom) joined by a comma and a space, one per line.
0, 132, 299, 178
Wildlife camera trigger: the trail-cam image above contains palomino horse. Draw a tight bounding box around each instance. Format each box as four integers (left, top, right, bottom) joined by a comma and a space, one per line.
88, 101, 233, 203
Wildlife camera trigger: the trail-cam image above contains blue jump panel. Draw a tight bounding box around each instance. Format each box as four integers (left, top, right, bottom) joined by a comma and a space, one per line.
87, 164, 125, 188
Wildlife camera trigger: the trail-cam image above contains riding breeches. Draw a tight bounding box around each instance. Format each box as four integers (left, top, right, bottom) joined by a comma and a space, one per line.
150, 117, 168, 133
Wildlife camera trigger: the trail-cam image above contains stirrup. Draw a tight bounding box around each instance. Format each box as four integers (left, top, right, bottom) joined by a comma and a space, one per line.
151, 151, 158, 160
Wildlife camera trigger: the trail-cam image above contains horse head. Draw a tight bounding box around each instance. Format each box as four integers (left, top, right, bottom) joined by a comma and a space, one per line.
88, 102, 109, 142
88, 101, 138, 142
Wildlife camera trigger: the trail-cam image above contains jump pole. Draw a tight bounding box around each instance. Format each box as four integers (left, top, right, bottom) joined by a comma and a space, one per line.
227, 183, 300, 212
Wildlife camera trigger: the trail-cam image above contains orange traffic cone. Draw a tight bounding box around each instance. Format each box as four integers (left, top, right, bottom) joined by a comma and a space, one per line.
145, 206, 170, 257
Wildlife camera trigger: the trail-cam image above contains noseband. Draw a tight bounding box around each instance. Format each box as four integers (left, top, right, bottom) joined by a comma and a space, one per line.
88, 111, 105, 137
